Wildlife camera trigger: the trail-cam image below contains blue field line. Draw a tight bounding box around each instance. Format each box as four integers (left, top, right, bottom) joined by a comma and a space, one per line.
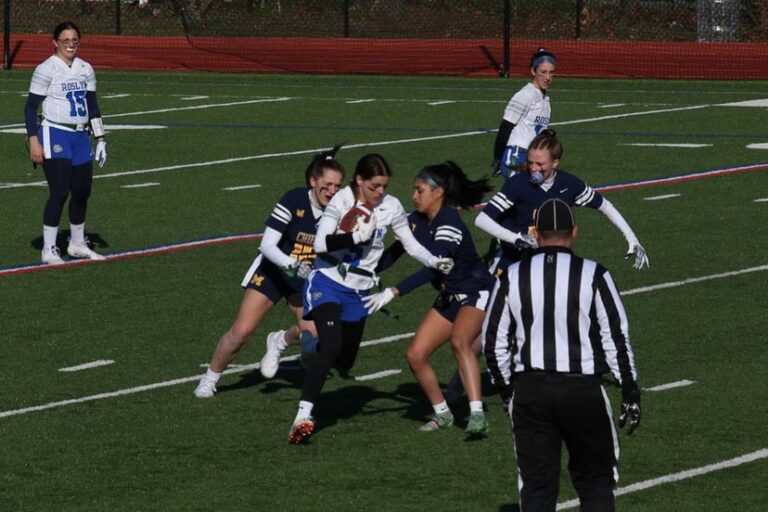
2, 161, 766, 278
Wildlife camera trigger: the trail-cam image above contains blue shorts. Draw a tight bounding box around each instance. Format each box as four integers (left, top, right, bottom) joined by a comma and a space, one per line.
303, 270, 369, 322
241, 255, 304, 307
432, 289, 491, 323
38, 124, 93, 166
500, 145, 527, 179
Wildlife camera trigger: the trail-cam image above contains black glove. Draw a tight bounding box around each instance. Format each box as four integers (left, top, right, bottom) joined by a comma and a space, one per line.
498, 384, 514, 418
619, 387, 641, 435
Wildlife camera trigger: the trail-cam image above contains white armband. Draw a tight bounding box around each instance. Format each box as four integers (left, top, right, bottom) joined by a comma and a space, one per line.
90, 117, 105, 139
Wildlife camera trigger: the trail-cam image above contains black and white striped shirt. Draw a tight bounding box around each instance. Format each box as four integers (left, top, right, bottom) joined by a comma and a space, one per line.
483, 246, 638, 392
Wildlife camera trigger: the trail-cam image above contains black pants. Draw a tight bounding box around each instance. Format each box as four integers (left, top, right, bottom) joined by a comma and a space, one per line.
300, 302, 365, 404
511, 372, 618, 512
43, 159, 93, 227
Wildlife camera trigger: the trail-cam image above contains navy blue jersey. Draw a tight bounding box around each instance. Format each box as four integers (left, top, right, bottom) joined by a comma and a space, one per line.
398, 206, 491, 295
264, 187, 323, 263
484, 170, 603, 256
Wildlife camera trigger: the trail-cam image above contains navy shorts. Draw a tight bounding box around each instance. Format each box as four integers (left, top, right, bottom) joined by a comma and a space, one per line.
38, 124, 93, 166
241, 255, 304, 307
303, 270, 369, 322
432, 289, 491, 323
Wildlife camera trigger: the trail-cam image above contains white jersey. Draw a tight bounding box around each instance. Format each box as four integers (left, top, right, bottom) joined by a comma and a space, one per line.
29, 55, 96, 127
314, 186, 434, 290
502, 82, 551, 149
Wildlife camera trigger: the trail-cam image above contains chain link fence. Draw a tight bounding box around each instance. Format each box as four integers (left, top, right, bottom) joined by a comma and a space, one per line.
4, 0, 766, 41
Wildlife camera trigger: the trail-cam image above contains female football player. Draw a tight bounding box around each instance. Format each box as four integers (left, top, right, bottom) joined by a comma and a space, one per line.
477, 129, 649, 276
25, 21, 108, 263
365, 162, 493, 435
492, 48, 556, 178
194, 148, 345, 398
288, 153, 453, 444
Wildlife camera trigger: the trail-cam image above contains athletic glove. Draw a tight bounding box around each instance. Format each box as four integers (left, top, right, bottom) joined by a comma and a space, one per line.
619, 388, 641, 435
428, 256, 454, 274
513, 233, 538, 250
625, 241, 649, 270
283, 261, 312, 279
362, 287, 396, 315
95, 140, 107, 168
352, 214, 376, 244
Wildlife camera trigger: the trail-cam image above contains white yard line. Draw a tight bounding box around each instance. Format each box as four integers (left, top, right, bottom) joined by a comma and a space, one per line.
621, 264, 768, 296
755, 198, 768, 202
346, 99, 376, 104
598, 103, 626, 108
59, 360, 115, 372
644, 379, 695, 392
101, 93, 131, 99
105, 97, 291, 118
0, 332, 413, 419
223, 184, 262, 191
643, 193, 681, 201
355, 369, 402, 381
556, 449, 768, 510
180, 95, 209, 101
427, 100, 456, 106
121, 182, 160, 189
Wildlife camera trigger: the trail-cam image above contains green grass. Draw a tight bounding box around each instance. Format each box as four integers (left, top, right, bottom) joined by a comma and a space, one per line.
1, 71, 767, 511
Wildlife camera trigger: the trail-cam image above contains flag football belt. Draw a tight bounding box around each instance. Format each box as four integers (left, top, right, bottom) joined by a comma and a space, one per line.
433, 291, 469, 309
317, 254, 380, 285
44, 119, 89, 132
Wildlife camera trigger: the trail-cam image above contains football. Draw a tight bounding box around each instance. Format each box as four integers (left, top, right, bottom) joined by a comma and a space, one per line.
339, 202, 374, 232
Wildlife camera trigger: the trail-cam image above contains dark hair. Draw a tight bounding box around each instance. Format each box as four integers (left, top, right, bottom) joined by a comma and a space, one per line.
530, 47, 556, 70
305, 144, 345, 187
351, 153, 392, 192
528, 129, 563, 160
416, 161, 492, 210
53, 21, 81, 40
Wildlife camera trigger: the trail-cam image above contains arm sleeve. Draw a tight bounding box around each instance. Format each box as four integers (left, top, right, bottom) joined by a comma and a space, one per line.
85, 91, 102, 119
475, 211, 522, 245
482, 272, 516, 394
259, 227, 295, 269
598, 198, 639, 245
24, 93, 44, 137
394, 267, 439, 297
375, 241, 405, 273
594, 269, 638, 391
493, 119, 514, 162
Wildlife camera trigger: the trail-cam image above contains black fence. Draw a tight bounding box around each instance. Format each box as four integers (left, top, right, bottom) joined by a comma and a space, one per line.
3, 0, 765, 72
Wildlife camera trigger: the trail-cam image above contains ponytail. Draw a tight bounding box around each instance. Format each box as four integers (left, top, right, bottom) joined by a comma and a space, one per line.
305, 144, 345, 186
416, 161, 492, 209
528, 129, 562, 160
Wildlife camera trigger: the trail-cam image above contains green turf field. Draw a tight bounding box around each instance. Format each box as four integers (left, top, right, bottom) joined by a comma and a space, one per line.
1, 71, 767, 511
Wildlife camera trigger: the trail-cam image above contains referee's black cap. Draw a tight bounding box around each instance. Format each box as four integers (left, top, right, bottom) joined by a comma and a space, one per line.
535, 198, 574, 232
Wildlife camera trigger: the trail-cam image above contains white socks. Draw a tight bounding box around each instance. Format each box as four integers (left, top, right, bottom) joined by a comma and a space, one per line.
295, 400, 314, 421
469, 400, 484, 413
433, 401, 450, 415
43, 225, 58, 248
69, 222, 85, 245
203, 368, 221, 384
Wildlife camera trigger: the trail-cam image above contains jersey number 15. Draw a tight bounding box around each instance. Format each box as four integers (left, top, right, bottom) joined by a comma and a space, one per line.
66, 90, 87, 117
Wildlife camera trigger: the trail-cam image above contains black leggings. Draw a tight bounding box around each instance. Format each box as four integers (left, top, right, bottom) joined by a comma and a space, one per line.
43, 158, 93, 227
300, 302, 366, 404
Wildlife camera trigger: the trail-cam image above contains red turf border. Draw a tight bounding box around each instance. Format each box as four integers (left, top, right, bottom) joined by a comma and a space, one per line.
7, 34, 766, 79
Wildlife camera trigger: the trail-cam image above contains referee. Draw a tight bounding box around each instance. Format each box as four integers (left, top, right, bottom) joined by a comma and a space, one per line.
483, 198, 641, 511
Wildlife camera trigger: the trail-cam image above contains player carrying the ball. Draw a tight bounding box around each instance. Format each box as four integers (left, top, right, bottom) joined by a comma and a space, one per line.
288, 153, 453, 444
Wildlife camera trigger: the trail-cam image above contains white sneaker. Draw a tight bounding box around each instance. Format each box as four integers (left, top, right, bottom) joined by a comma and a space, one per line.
67, 240, 106, 260
41, 245, 65, 265
193, 378, 217, 398
260, 330, 286, 379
